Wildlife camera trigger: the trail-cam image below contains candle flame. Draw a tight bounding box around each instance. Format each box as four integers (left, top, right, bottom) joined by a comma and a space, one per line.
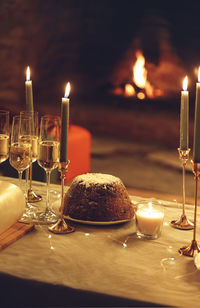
182, 76, 188, 91
148, 202, 152, 213
198, 67, 200, 83
64, 82, 70, 98
26, 66, 30, 81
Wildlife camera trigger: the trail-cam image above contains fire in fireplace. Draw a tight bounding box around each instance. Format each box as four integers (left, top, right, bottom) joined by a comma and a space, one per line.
107, 10, 191, 107
112, 50, 163, 100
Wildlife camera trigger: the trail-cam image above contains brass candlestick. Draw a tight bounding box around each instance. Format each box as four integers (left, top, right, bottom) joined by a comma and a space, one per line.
171, 148, 193, 230
48, 161, 75, 234
27, 163, 42, 202
179, 162, 200, 257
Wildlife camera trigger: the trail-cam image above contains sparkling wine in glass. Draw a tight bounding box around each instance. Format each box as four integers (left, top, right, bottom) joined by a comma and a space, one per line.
9, 115, 32, 190
0, 110, 9, 164
37, 115, 60, 224
20, 111, 42, 202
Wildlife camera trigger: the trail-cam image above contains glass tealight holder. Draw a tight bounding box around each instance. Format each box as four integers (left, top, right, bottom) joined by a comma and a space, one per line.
135, 200, 164, 240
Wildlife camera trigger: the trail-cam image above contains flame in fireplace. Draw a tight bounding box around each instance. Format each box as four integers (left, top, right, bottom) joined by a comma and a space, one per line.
133, 51, 147, 88
125, 50, 155, 99
116, 50, 163, 100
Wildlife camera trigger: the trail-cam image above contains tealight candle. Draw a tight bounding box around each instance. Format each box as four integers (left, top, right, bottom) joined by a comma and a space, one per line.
193, 67, 200, 162
60, 82, 70, 162
25, 66, 34, 113
180, 76, 189, 150
136, 201, 164, 239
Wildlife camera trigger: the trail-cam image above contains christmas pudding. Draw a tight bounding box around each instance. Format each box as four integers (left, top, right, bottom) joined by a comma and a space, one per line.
63, 173, 134, 221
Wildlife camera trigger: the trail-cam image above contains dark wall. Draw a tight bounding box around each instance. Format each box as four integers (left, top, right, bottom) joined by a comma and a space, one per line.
0, 1, 199, 113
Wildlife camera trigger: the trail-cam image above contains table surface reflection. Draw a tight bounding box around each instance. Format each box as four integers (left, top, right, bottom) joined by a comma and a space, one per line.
0, 175, 199, 307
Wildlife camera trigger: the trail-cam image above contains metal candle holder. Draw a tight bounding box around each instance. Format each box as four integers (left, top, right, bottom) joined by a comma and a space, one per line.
48, 161, 75, 234
171, 148, 193, 230
27, 163, 42, 202
179, 162, 200, 257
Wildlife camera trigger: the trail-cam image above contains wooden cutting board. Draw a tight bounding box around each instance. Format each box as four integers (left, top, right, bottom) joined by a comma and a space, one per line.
0, 221, 35, 251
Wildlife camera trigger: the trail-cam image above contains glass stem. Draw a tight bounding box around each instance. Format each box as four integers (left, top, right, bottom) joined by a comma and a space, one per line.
60, 173, 65, 220
193, 174, 199, 242
46, 170, 51, 213
25, 168, 29, 196
18, 171, 23, 191
29, 163, 33, 191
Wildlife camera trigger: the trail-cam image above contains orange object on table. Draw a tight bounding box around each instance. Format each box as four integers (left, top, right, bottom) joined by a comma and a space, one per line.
65, 125, 91, 182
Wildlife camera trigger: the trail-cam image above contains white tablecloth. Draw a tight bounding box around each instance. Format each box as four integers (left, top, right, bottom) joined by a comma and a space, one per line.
0, 176, 199, 307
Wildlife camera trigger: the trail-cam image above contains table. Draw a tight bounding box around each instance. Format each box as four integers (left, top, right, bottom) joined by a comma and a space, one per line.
0, 176, 200, 307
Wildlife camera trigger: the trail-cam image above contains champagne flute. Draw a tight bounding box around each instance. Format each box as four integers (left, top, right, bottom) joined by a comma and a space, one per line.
20, 111, 42, 202
37, 115, 60, 224
0, 110, 9, 164
9, 115, 32, 191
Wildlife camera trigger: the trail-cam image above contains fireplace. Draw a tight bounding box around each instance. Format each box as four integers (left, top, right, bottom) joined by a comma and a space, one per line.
0, 2, 199, 146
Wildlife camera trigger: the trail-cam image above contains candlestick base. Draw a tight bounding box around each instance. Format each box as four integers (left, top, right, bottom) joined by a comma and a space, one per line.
27, 189, 42, 203
178, 162, 200, 256
179, 239, 200, 257
192, 161, 200, 177
171, 214, 194, 230
171, 148, 192, 230
48, 218, 75, 234
178, 148, 190, 163
48, 161, 75, 234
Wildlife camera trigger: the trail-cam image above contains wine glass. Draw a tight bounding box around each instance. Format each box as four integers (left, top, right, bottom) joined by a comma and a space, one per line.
9, 115, 32, 191
20, 111, 42, 202
37, 115, 60, 224
0, 110, 9, 164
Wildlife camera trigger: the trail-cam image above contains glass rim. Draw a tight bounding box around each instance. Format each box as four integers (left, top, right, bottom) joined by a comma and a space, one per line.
12, 115, 33, 122
41, 114, 59, 118
40, 115, 60, 122
20, 110, 38, 115
0, 110, 9, 114
135, 199, 163, 206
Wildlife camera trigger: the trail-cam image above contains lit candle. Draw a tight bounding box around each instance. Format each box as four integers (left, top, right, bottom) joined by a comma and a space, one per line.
25, 66, 34, 113
60, 82, 70, 162
180, 76, 189, 150
136, 202, 164, 236
193, 67, 200, 162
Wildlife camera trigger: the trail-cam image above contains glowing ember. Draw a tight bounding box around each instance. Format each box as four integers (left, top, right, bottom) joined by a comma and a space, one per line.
154, 89, 163, 97
124, 83, 135, 97
137, 92, 145, 100
113, 87, 123, 96
145, 80, 154, 98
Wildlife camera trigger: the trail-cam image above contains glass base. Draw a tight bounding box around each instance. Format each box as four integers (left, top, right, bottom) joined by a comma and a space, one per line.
27, 189, 42, 203
136, 230, 161, 240
48, 218, 75, 234
171, 215, 194, 230
35, 208, 58, 225
19, 203, 37, 223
